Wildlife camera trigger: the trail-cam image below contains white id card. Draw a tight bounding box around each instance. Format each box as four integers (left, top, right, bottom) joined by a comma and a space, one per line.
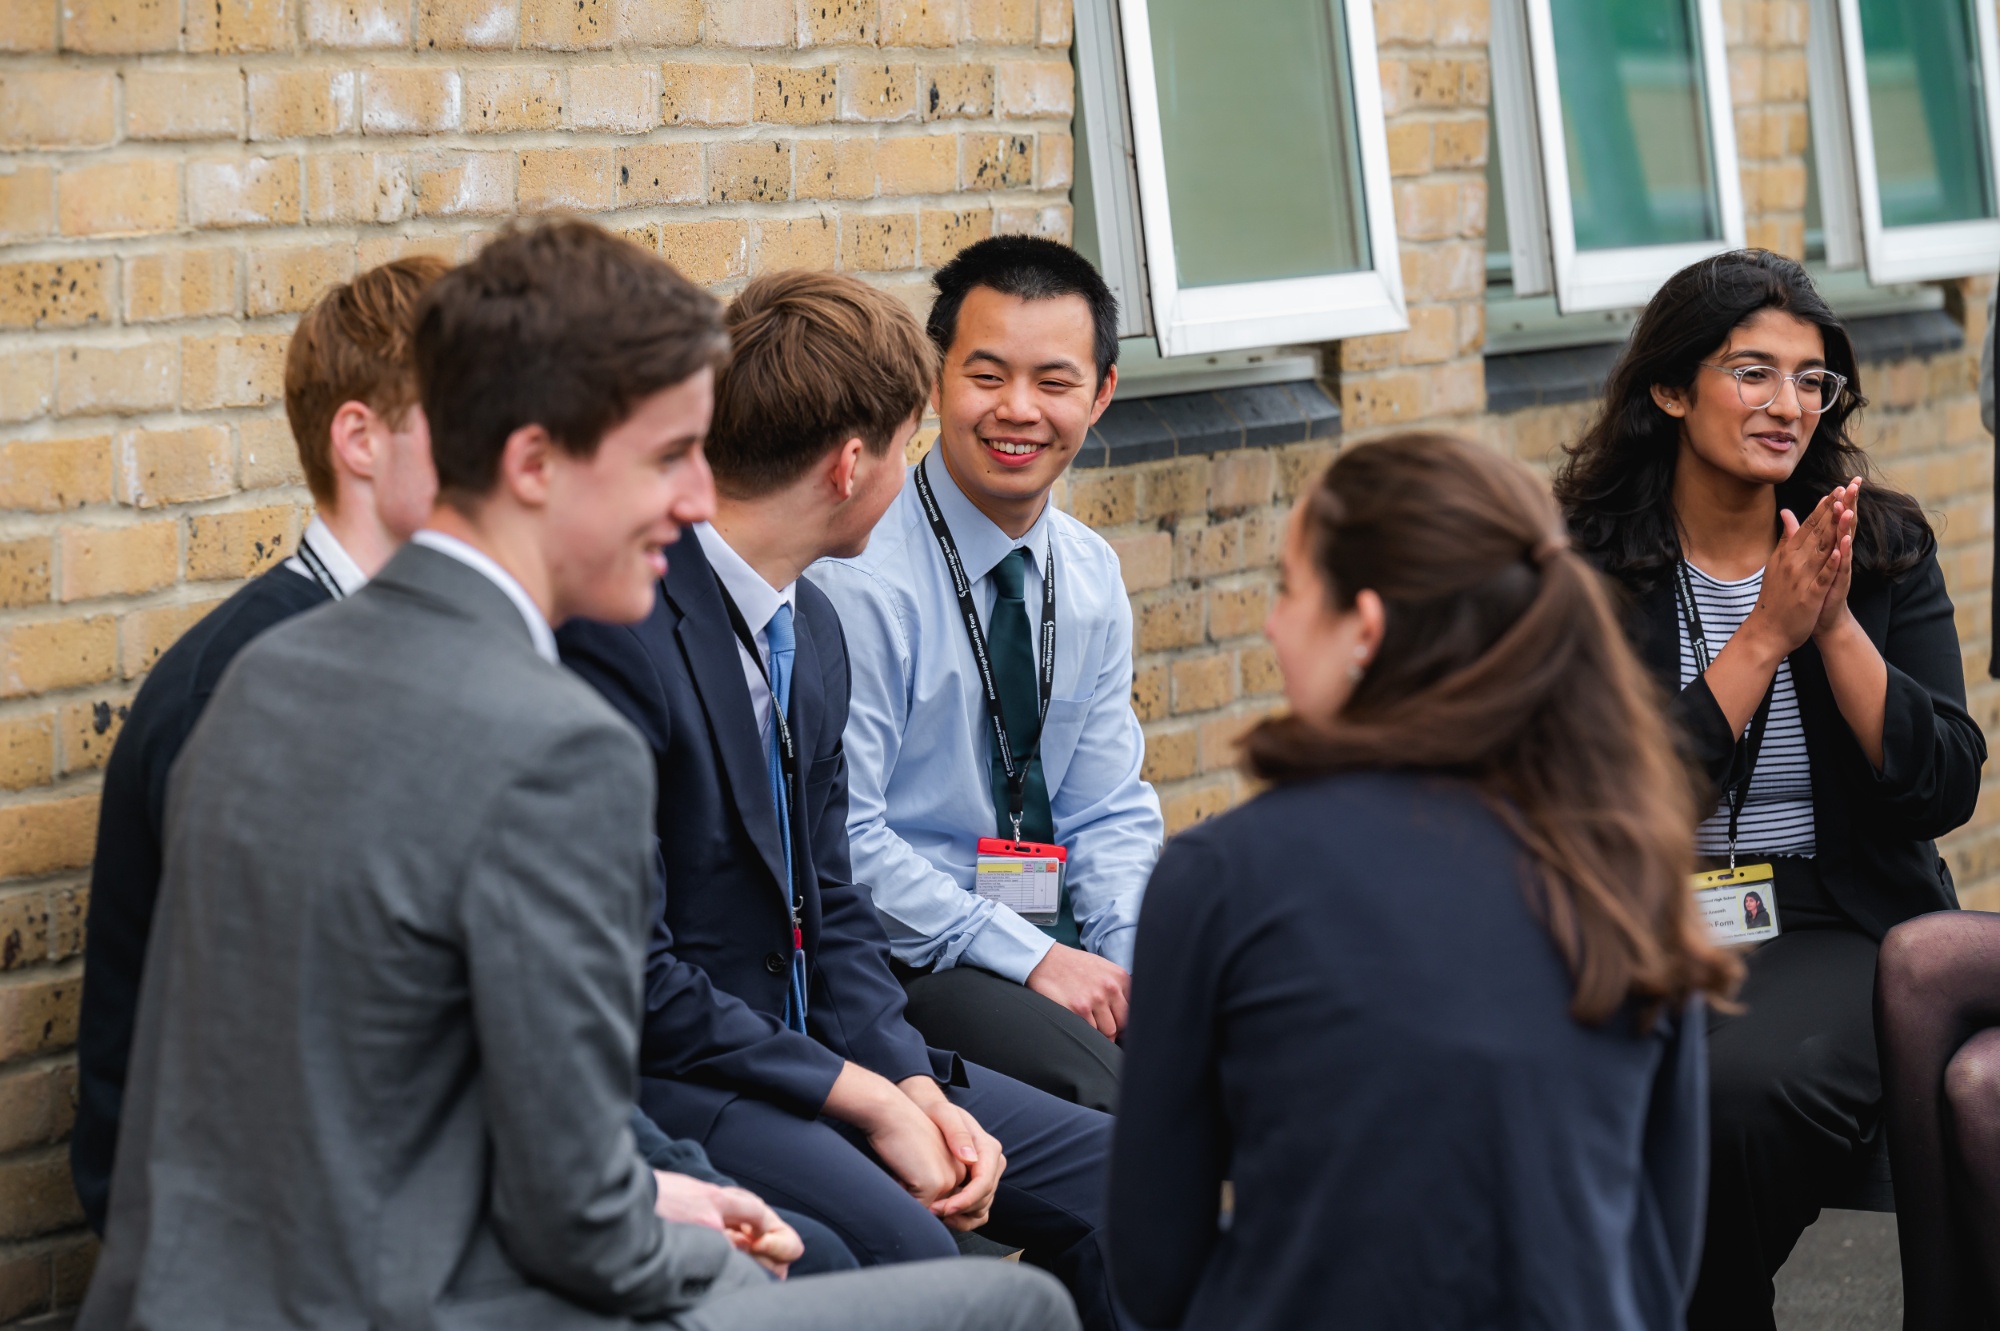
974, 837, 1065, 923
1692, 862, 1781, 946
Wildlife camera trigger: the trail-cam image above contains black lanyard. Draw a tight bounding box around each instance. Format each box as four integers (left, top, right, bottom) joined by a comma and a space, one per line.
913, 459, 1056, 843
295, 532, 347, 601
717, 584, 804, 934
1675, 559, 1776, 867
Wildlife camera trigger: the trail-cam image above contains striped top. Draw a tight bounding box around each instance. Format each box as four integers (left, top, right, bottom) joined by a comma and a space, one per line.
1677, 563, 1817, 856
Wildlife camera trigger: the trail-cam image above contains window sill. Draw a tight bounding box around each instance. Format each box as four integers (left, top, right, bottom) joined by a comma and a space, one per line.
1076, 381, 1339, 469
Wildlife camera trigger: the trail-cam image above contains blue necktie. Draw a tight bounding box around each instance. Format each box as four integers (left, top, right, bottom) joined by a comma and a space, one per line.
764, 604, 808, 1033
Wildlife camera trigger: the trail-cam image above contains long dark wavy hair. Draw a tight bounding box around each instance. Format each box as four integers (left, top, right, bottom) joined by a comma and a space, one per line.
1552, 249, 1932, 587
1244, 434, 1741, 1025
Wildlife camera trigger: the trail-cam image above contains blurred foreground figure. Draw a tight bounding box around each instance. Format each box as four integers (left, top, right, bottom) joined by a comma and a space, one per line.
1110, 433, 1739, 1331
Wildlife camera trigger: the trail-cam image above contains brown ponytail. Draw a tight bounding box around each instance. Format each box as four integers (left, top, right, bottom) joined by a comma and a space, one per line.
1244, 433, 1740, 1024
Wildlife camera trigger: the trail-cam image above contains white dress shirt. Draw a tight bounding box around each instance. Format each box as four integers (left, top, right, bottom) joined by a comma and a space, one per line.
811, 447, 1164, 982
410, 530, 558, 664
695, 522, 798, 746
283, 516, 368, 598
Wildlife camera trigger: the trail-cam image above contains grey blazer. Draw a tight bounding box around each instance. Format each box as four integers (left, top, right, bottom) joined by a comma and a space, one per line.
79, 544, 761, 1331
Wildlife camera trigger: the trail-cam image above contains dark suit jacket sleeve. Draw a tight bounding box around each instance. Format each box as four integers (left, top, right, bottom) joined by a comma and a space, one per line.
628, 1105, 732, 1186
1108, 831, 1232, 1329
798, 593, 937, 1084
1637, 999, 1709, 1319
561, 617, 846, 1118
1862, 554, 1986, 839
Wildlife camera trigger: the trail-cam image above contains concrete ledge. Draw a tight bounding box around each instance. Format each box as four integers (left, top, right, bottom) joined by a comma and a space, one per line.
1076, 381, 1339, 469
1847, 309, 1963, 365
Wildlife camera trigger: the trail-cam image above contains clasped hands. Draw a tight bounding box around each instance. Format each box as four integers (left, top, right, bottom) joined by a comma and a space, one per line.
1743, 476, 1864, 659
825, 1063, 1006, 1232
652, 1171, 805, 1278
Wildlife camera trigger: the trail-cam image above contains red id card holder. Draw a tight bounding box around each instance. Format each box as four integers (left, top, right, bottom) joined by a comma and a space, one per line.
973, 837, 1066, 924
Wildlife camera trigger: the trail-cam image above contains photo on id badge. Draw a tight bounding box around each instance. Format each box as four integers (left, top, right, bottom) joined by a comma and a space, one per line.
1692, 862, 1781, 946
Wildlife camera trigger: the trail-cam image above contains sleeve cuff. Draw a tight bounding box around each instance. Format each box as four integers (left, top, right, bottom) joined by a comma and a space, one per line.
1093, 924, 1138, 972
957, 909, 1057, 985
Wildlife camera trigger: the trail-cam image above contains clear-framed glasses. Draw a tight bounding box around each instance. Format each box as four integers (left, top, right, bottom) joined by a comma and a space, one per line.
1697, 362, 1849, 416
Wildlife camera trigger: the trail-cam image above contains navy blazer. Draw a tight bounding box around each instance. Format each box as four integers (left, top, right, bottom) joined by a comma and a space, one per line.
558, 531, 948, 1139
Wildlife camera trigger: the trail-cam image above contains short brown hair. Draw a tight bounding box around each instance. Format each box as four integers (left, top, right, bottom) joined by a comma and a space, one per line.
283, 255, 449, 506
412, 220, 728, 503
708, 270, 935, 497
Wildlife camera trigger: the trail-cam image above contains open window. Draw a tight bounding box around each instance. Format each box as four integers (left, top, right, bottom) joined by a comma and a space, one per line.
1490, 0, 1746, 313
1072, 0, 1404, 357
1807, 0, 2000, 283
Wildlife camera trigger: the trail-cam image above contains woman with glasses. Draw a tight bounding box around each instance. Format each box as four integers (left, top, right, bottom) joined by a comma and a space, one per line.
1554, 248, 1986, 1330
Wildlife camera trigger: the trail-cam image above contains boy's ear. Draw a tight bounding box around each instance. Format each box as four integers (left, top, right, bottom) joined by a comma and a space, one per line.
327, 401, 381, 482
1088, 363, 1118, 426
829, 436, 866, 500
497, 423, 557, 506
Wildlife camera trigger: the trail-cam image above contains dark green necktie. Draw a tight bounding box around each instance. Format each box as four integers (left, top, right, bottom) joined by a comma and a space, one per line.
986, 548, 1077, 944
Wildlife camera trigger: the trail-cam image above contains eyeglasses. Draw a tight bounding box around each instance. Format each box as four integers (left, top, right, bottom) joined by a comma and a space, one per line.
1697, 362, 1849, 416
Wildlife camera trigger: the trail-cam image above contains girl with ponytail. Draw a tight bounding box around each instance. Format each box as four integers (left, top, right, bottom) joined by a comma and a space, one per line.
1108, 432, 1736, 1331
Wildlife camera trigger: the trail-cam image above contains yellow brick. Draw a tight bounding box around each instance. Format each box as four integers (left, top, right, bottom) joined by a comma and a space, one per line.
186, 0, 295, 52
59, 693, 129, 775
1385, 121, 1431, 177
188, 504, 296, 581
247, 241, 357, 315
991, 201, 1068, 241
0, 166, 54, 243
0, 259, 112, 330
1434, 117, 1486, 170
118, 600, 217, 677
58, 159, 180, 237
0, 436, 111, 512
1, 0, 56, 50
464, 67, 564, 132
569, 64, 661, 131
919, 207, 993, 265
0, 349, 54, 424
123, 248, 238, 323
615, 0, 698, 42
1037, 0, 1069, 44
188, 155, 302, 228
305, 151, 411, 223
304, 0, 409, 46
923, 63, 992, 120
0, 714, 55, 790
659, 219, 749, 285
410, 150, 511, 216
355, 230, 460, 268
55, 343, 178, 417
415, 0, 519, 48
1206, 581, 1271, 639
839, 61, 916, 122
1035, 131, 1070, 189
1065, 468, 1135, 526
755, 63, 837, 124
839, 213, 916, 271
803, 0, 874, 44
0, 797, 97, 879
618, 220, 661, 252
1162, 778, 1234, 834
362, 68, 462, 133
115, 425, 235, 507
662, 62, 752, 125
61, 0, 177, 49
1141, 724, 1197, 784
249, 67, 359, 139
239, 416, 306, 491
995, 59, 1070, 118
519, 146, 617, 212
615, 142, 702, 206
181, 333, 288, 411
797, 135, 877, 200
522, 0, 615, 49
59, 520, 178, 602
0, 70, 115, 148
962, 0, 1033, 41
877, 134, 956, 195
962, 133, 1032, 190
0, 616, 116, 698
1107, 531, 1171, 591
881, 0, 955, 45
1131, 660, 1167, 720
126, 68, 247, 140
706, 0, 796, 47
708, 140, 793, 203
1171, 653, 1236, 713
0, 538, 53, 611
752, 215, 838, 272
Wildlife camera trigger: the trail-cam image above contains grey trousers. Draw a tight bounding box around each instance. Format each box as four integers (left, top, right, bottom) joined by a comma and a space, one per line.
673, 1257, 1080, 1331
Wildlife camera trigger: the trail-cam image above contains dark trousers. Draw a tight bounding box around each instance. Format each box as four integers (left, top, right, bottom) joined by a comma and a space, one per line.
897, 963, 1122, 1114
1688, 924, 1882, 1330
644, 1060, 1128, 1331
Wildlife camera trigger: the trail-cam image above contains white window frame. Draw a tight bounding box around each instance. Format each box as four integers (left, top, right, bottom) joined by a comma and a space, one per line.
1074, 0, 1405, 358
1490, 0, 1746, 313
1806, 0, 2000, 284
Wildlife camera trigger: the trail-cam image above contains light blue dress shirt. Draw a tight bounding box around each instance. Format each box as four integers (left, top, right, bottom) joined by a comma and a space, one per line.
810, 448, 1164, 983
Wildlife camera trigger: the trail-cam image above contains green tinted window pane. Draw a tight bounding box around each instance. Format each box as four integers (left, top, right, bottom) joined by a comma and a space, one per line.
1148, 0, 1368, 287
1487, 116, 1511, 276
1857, 0, 1994, 227
1549, 0, 1720, 250
1072, 63, 1101, 271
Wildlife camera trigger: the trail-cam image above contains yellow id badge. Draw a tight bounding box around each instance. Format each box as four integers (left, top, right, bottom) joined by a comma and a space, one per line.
974, 837, 1065, 924
1691, 862, 1780, 946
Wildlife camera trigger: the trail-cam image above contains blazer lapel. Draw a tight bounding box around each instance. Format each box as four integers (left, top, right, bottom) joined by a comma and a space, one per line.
661, 534, 789, 894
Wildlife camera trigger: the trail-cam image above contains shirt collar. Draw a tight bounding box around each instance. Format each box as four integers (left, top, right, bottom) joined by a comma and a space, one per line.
409, 530, 558, 664
920, 446, 1053, 583
695, 522, 796, 637
298, 516, 368, 596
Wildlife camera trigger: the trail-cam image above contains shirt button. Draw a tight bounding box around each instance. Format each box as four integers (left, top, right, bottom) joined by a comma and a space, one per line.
764, 952, 786, 975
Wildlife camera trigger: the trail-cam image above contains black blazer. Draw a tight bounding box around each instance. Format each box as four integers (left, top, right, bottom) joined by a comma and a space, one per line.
558, 532, 949, 1141
1615, 552, 1985, 938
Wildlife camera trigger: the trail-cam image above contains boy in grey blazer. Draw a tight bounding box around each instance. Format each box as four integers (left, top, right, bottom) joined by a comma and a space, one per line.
78, 220, 1073, 1331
